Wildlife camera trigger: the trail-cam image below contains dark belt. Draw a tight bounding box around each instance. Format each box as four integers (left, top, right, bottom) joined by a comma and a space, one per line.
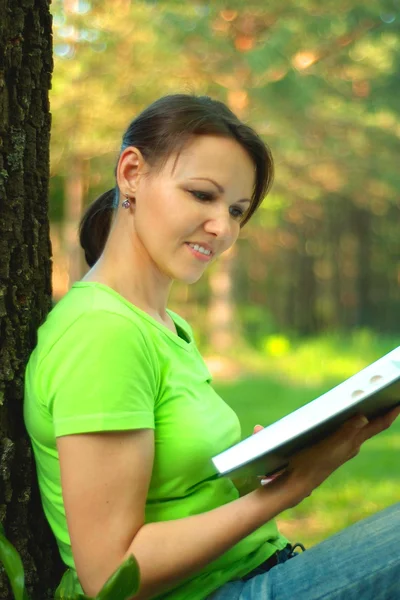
261, 549, 280, 569
241, 542, 306, 582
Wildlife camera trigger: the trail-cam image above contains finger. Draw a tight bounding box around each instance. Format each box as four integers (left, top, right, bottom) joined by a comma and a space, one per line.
253, 424, 264, 434
379, 405, 400, 429
326, 415, 368, 458
260, 468, 287, 485
257, 467, 286, 480
387, 405, 400, 422
335, 414, 369, 439
349, 414, 370, 429
359, 407, 400, 443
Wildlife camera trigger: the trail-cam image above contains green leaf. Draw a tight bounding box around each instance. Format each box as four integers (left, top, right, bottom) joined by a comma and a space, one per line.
54, 556, 140, 600
95, 555, 140, 600
0, 528, 29, 600
54, 568, 92, 600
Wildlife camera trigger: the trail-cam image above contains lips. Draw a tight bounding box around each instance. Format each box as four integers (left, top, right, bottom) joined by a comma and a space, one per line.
186, 241, 214, 255
185, 243, 213, 262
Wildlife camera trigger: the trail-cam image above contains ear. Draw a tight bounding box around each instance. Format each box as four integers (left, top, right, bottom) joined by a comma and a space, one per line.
116, 146, 147, 197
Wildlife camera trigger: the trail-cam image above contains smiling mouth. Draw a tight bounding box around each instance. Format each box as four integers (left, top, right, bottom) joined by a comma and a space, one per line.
185, 243, 213, 261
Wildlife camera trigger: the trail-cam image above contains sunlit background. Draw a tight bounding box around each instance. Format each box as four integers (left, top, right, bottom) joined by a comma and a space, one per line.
48, 0, 400, 547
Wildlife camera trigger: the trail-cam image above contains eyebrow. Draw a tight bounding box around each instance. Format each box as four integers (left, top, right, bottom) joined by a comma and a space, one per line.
189, 177, 251, 204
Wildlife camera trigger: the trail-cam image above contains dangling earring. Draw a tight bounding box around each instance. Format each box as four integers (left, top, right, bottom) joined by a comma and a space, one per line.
122, 194, 131, 209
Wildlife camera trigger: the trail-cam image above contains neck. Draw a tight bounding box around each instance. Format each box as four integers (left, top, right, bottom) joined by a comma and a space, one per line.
82, 213, 173, 322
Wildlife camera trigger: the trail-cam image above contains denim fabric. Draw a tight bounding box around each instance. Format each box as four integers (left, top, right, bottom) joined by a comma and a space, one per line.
208, 503, 400, 599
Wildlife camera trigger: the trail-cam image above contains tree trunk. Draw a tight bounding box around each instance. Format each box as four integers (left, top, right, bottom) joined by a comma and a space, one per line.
0, 1, 63, 598
207, 246, 239, 352
351, 206, 372, 328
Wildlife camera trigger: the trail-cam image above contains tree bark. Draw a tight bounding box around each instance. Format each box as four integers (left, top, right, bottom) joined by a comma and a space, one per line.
0, 1, 63, 598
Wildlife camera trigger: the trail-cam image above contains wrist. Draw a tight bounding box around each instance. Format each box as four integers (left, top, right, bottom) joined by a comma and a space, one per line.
248, 479, 299, 521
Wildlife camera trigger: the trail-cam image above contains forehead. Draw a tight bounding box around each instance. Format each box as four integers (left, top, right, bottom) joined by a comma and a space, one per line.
167, 135, 255, 193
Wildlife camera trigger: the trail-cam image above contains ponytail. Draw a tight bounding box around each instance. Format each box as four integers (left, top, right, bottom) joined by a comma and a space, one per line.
79, 189, 116, 268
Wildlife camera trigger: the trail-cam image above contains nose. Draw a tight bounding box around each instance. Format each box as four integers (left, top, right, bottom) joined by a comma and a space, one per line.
203, 207, 234, 241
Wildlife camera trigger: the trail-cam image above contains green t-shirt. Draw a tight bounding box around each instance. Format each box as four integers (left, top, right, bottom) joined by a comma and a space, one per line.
24, 282, 288, 599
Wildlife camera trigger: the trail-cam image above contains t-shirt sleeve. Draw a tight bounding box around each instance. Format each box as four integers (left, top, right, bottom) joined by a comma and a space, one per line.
40, 310, 158, 437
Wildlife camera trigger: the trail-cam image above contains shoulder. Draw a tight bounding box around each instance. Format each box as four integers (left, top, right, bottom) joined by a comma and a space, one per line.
36, 284, 154, 359
29, 286, 160, 393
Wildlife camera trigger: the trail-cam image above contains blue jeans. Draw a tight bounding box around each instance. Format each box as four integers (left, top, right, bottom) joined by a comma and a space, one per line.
208, 503, 400, 599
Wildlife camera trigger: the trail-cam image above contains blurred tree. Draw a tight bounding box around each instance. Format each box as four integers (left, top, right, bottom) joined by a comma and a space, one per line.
190, 2, 400, 337
0, 1, 64, 598
50, 0, 209, 284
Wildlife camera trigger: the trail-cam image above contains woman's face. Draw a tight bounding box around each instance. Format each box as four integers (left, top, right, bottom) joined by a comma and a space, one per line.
127, 135, 255, 284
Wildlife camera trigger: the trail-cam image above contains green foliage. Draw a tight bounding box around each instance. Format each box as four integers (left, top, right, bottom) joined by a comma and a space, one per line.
257, 329, 399, 385
218, 328, 398, 387
261, 334, 291, 358
0, 524, 29, 600
95, 555, 140, 600
54, 570, 91, 600
0, 523, 140, 600
235, 305, 279, 349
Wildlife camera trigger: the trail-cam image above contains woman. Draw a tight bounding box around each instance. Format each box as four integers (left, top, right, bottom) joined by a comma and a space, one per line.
24, 94, 400, 600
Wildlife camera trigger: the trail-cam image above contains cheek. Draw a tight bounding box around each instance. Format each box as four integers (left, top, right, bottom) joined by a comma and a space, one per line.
225, 225, 241, 248
142, 188, 189, 229
134, 205, 180, 258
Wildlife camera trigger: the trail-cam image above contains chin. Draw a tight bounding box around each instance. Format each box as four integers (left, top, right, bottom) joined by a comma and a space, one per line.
176, 270, 205, 285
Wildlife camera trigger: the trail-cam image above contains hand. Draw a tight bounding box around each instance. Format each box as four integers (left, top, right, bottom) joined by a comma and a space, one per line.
252, 424, 287, 485
279, 405, 400, 506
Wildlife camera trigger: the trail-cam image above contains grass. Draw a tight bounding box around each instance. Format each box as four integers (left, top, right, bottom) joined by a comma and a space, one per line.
212, 336, 400, 548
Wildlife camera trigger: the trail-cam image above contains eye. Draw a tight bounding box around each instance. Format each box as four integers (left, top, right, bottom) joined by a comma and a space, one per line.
188, 190, 214, 202
230, 206, 245, 219
188, 190, 245, 221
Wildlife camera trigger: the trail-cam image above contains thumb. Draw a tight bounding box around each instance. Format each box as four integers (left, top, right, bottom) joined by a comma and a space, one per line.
340, 414, 369, 436
253, 424, 264, 434
351, 414, 369, 429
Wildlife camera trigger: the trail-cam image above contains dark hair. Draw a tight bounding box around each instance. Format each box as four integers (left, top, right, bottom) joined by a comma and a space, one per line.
79, 94, 274, 267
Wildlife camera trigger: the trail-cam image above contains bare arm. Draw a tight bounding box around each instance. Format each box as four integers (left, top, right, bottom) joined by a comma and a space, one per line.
58, 429, 295, 599
57, 406, 400, 599
126, 473, 294, 599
